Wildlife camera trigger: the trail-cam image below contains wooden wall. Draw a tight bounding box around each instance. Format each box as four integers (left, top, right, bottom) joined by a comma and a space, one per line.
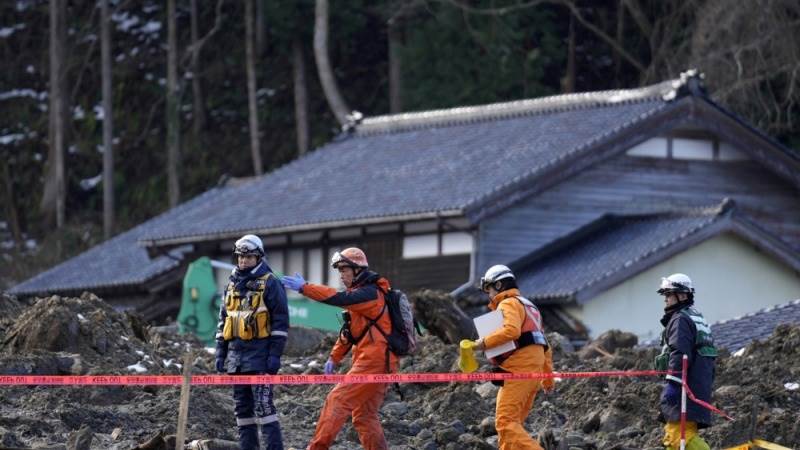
478, 155, 800, 275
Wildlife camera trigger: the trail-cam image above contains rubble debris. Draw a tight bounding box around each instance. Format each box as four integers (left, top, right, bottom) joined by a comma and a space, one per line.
577, 330, 638, 359
0, 293, 797, 449
412, 289, 478, 344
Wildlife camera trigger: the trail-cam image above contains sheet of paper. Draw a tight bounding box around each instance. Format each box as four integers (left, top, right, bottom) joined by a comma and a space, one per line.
473, 309, 516, 359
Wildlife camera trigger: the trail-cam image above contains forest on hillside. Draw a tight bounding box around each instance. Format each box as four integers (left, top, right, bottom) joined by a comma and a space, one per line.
1, 0, 799, 286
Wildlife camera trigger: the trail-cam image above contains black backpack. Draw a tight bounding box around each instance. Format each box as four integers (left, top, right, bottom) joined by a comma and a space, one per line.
376, 288, 421, 357
337, 287, 421, 357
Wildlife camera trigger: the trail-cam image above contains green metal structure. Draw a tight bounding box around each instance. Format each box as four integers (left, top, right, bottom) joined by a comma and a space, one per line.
177, 257, 220, 345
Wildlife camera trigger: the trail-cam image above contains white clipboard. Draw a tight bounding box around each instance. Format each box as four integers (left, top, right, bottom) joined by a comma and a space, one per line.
473, 309, 516, 359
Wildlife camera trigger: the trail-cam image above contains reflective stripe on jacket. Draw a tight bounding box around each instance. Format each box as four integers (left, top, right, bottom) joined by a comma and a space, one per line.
659, 302, 716, 427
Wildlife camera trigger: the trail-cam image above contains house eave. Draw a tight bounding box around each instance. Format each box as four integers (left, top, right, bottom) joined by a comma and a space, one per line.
138, 209, 465, 250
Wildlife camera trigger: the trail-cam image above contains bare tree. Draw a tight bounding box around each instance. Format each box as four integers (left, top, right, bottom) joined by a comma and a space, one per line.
43, 0, 68, 228
166, 0, 181, 207
255, 0, 266, 56
562, 13, 575, 93
100, 0, 114, 239
2, 159, 23, 249
681, 0, 800, 135
190, 0, 207, 138
613, 0, 625, 87
314, 0, 350, 126
388, 17, 403, 113
293, 39, 310, 156
245, 0, 263, 175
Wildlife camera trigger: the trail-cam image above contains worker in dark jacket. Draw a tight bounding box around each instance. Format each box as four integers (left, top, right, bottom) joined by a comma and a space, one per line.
654, 273, 716, 450
215, 234, 289, 450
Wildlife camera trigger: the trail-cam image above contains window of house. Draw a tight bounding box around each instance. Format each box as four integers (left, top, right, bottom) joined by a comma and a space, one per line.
402, 234, 439, 258
287, 248, 304, 277
672, 138, 714, 160
626, 137, 668, 158
627, 135, 749, 162
327, 247, 341, 288
442, 232, 473, 255
268, 251, 284, 275
307, 248, 324, 285
402, 225, 474, 259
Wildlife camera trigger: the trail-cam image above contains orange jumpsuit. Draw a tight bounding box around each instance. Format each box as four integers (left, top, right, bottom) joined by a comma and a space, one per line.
301, 271, 398, 450
484, 288, 554, 450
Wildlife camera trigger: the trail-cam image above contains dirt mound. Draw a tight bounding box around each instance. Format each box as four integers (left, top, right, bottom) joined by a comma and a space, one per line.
0, 293, 797, 449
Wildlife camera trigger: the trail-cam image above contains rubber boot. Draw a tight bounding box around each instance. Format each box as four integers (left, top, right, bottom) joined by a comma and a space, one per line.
261, 421, 283, 450
686, 435, 711, 450
238, 424, 259, 450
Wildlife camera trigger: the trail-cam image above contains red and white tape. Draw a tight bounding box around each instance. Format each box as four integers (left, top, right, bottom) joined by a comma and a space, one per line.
0, 370, 732, 419
0, 370, 671, 386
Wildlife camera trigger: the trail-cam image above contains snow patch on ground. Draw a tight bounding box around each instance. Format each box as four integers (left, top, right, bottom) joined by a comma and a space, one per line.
126, 362, 148, 373
785, 382, 799, 391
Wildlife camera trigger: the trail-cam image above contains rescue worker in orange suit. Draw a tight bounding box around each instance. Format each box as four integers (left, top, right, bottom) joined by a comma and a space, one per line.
471, 265, 554, 450
655, 273, 716, 450
215, 234, 289, 450
281, 247, 396, 450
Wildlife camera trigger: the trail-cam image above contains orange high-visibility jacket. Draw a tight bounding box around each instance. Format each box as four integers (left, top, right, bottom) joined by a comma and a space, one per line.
301, 271, 398, 369
485, 289, 553, 374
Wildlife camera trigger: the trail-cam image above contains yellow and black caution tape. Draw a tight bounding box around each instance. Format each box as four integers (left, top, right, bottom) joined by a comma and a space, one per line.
723, 439, 794, 450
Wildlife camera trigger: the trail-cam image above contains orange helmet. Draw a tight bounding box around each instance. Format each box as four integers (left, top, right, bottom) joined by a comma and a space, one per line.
331, 247, 368, 269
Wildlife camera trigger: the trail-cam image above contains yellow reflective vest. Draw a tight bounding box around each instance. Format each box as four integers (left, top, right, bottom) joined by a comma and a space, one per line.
221, 274, 272, 341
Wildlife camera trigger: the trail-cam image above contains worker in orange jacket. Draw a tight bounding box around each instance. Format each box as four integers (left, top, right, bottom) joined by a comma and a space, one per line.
282, 247, 397, 450
472, 265, 554, 450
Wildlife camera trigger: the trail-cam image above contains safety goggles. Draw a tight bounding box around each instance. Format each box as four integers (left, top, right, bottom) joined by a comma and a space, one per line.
234, 244, 259, 256
331, 251, 357, 269
479, 277, 494, 293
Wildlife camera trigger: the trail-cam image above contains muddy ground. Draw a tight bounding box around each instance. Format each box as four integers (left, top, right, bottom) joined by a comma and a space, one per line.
0, 293, 798, 449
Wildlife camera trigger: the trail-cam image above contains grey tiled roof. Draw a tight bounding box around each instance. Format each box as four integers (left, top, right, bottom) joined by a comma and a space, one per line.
6, 189, 225, 296
514, 204, 733, 301
138, 92, 671, 246
711, 299, 800, 352
1, 78, 692, 297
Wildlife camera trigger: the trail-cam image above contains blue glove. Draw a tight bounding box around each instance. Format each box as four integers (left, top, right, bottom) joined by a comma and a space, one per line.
265, 355, 281, 375
215, 357, 226, 373
281, 272, 306, 292
324, 358, 336, 375
662, 382, 680, 404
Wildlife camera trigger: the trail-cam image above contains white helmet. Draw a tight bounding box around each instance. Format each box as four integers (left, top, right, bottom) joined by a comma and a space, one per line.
233, 234, 265, 257
657, 273, 694, 295
480, 265, 515, 292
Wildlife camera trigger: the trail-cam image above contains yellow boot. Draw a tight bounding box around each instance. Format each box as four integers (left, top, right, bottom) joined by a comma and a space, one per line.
685, 435, 711, 450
